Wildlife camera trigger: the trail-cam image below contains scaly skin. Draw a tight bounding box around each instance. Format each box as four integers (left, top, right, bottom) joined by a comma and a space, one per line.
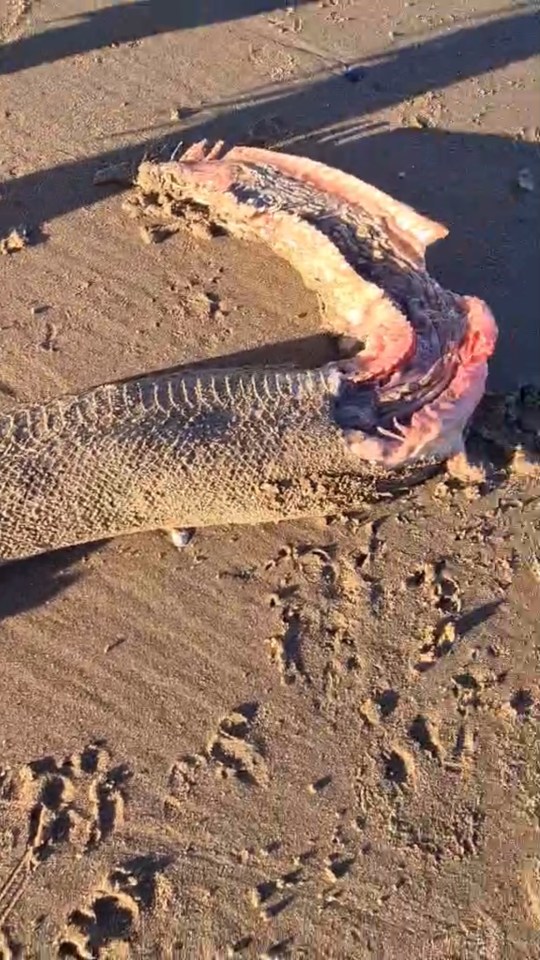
0, 143, 498, 562
137, 142, 497, 466
0, 368, 436, 563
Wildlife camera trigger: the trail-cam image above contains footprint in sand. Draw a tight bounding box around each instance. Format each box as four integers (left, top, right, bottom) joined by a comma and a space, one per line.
56, 855, 172, 959
165, 702, 269, 818
0, 742, 131, 930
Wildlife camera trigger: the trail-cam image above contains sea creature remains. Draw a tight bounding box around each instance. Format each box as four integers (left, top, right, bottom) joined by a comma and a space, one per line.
0, 142, 497, 562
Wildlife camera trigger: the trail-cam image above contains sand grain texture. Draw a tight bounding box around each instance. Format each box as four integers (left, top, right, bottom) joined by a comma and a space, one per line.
1, 0, 539, 956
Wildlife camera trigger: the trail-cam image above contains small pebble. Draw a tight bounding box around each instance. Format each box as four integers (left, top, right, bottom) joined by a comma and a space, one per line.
343, 66, 365, 83
169, 528, 195, 549
308, 774, 332, 794
410, 114, 431, 129
93, 162, 133, 187
0, 226, 29, 255
516, 168, 535, 192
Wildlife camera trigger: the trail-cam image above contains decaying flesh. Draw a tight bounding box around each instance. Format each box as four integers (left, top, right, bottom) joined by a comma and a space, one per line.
138, 141, 497, 466
0, 143, 499, 563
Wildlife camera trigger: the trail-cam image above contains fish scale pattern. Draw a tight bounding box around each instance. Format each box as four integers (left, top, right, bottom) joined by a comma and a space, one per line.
0, 368, 401, 562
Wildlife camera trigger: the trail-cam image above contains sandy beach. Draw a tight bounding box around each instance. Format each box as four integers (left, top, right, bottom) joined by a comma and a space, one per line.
1, 1, 539, 956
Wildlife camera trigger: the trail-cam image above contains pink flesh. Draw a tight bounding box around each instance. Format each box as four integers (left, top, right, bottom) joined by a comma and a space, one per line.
347, 296, 498, 464
184, 140, 448, 262
162, 156, 417, 381
241, 208, 417, 382
161, 142, 498, 466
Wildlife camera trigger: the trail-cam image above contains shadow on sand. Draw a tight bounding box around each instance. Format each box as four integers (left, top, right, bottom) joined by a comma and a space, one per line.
1, 9, 538, 384
0, 9, 538, 610
0, 543, 105, 623
0, 0, 305, 74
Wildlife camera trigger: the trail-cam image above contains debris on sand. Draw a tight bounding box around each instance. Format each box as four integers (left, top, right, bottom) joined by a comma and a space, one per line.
516, 168, 535, 192
138, 223, 178, 245
93, 161, 134, 187
40, 319, 61, 352
343, 66, 365, 83
169, 106, 194, 121
409, 113, 433, 129
0, 225, 30, 255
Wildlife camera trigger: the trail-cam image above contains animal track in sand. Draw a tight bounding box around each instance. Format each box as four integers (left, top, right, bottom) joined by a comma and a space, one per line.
408, 714, 445, 763
167, 753, 206, 804
451, 666, 509, 715
353, 518, 389, 615
264, 543, 340, 686
266, 604, 309, 686
0, 742, 131, 929
247, 832, 362, 933
264, 542, 366, 716
407, 559, 462, 615
413, 619, 457, 673
56, 855, 171, 958
249, 869, 298, 922
207, 703, 269, 787
359, 688, 401, 728
509, 688, 535, 718
166, 703, 269, 815
323, 853, 356, 884
390, 801, 485, 863
247, 845, 356, 926
382, 748, 415, 787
